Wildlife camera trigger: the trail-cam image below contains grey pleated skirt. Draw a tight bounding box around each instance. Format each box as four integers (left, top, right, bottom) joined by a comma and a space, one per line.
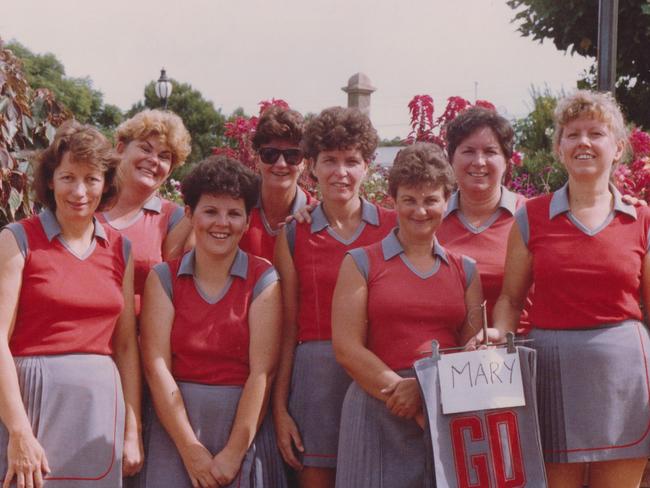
335, 375, 434, 488
288, 341, 352, 468
530, 320, 650, 463
140, 382, 286, 488
0, 354, 125, 487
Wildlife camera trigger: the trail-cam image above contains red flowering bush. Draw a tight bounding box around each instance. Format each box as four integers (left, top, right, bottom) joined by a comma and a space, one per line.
614, 128, 650, 201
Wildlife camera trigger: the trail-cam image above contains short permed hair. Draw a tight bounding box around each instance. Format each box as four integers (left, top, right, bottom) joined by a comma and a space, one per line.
181, 155, 259, 214
553, 90, 628, 160
252, 106, 304, 150
33, 120, 120, 211
116, 109, 192, 169
301, 107, 378, 162
445, 106, 514, 162
388, 143, 455, 199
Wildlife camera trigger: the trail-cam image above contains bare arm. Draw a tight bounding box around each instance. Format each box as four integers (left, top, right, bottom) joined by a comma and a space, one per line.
0, 230, 50, 488
270, 228, 303, 469
492, 223, 533, 336
459, 272, 486, 345
210, 281, 282, 486
332, 256, 403, 399
640, 252, 650, 317
162, 216, 194, 260
111, 255, 143, 477
140, 270, 217, 488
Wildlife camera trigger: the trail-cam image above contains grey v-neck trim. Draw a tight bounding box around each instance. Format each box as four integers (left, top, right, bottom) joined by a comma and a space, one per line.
193, 276, 234, 305
566, 211, 615, 237
399, 254, 442, 280
456, 209, 503, 235
56, 236, 97, 261
326, 221, 368, 245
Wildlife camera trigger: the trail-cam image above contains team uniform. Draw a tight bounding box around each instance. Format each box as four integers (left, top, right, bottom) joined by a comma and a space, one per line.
437, 186, 530, 331
286, 200, 396, 468
516, 183, 650, 463
139, 249, 286, 488
239, 187, 314, 261
0, 209, 130, 487
97, 195, 184, 315
335, 230, 476, 488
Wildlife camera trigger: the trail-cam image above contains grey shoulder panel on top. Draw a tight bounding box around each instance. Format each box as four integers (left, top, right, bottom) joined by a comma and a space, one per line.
252, 266, 279, 301
121, 236, 132, 264
347, 248, 369, 281
286, 220, 297, 256
514, 205, 530, 247
4, 223, 28, 258
461, 255, 477, 291
153, 262, 174, 301
167, 205, 185, 233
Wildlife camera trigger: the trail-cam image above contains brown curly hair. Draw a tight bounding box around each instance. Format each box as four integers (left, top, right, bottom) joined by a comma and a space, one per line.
301, 107, 378, 162
389, 143, 455, 199
33, 120, 120, 211
445, 106, 514, 162
181, 155, 259, 214
252, 106, 304, 150
116, 109, 192, 169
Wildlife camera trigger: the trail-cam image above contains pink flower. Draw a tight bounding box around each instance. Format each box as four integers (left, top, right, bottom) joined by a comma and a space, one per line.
630, 129, 650, 157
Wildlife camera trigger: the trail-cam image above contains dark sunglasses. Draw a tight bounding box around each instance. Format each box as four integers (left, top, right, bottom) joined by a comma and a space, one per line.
258, 147, 304, 166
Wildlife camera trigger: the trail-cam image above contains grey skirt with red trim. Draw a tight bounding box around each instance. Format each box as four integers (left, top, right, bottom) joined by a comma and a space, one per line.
140, 382, 286, 488
288, 341, 352, 468
0, 354, 125, 487
336, 373, 434, 488
530, 320, 650, 463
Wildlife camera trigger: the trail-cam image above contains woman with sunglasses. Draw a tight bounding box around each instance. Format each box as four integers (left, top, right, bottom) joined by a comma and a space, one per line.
239, 106, 315, 261
273, 107, 396, 488
0, 121, 141, 487
97, 109, 193, 316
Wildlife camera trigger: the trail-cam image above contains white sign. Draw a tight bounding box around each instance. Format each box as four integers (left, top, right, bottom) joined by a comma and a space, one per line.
438, 348, 525, 414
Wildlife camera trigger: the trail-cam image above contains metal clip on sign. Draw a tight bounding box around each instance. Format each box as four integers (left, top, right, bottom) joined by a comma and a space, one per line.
430, 340, 440, 360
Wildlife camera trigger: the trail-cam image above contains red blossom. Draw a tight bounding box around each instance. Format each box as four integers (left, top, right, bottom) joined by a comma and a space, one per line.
258, 98, 289, 116
630, 128, 650, 157
511, 151, 523, 167
474, 100, 496, 111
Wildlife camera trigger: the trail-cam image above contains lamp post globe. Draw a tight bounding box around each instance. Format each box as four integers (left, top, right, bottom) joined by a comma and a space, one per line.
155, 68, 173, 110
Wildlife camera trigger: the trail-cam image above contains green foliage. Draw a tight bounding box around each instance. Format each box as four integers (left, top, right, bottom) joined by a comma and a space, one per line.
379, 137, 403, 147
5, 41, 121, 130
128, 80, 226, 166
1, 38, 70, 225
507, 0, 650, 128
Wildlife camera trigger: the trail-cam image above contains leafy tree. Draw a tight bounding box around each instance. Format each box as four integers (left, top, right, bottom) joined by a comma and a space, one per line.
5, 41, 121, 131
128, 80, 226, 166
507, 0, 650, 128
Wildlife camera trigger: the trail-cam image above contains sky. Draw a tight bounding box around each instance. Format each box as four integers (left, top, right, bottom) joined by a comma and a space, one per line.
1, 0, 592, 139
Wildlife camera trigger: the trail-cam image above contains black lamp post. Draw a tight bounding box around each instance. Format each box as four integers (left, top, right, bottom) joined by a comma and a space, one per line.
155, 68, 173, 110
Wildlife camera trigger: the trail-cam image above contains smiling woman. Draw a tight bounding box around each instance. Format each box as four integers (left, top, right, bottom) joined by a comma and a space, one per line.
139, 156, 286, 488
0, 121, 142, 487
97, 109, 193, 316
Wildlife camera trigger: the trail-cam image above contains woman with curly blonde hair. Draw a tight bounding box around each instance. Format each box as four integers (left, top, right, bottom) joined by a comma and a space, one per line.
98, 109, 193, 315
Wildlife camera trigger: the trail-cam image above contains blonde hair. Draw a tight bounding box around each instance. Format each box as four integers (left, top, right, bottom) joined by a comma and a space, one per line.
116, 109, 192, 169
553, 90, 628, 160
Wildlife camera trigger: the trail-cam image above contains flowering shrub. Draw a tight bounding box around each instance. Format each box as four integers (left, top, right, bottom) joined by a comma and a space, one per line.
614, 128, 650, 201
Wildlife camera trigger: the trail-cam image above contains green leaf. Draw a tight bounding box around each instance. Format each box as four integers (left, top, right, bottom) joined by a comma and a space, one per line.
45, 123, 57, 144
8, 187, 21, 219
